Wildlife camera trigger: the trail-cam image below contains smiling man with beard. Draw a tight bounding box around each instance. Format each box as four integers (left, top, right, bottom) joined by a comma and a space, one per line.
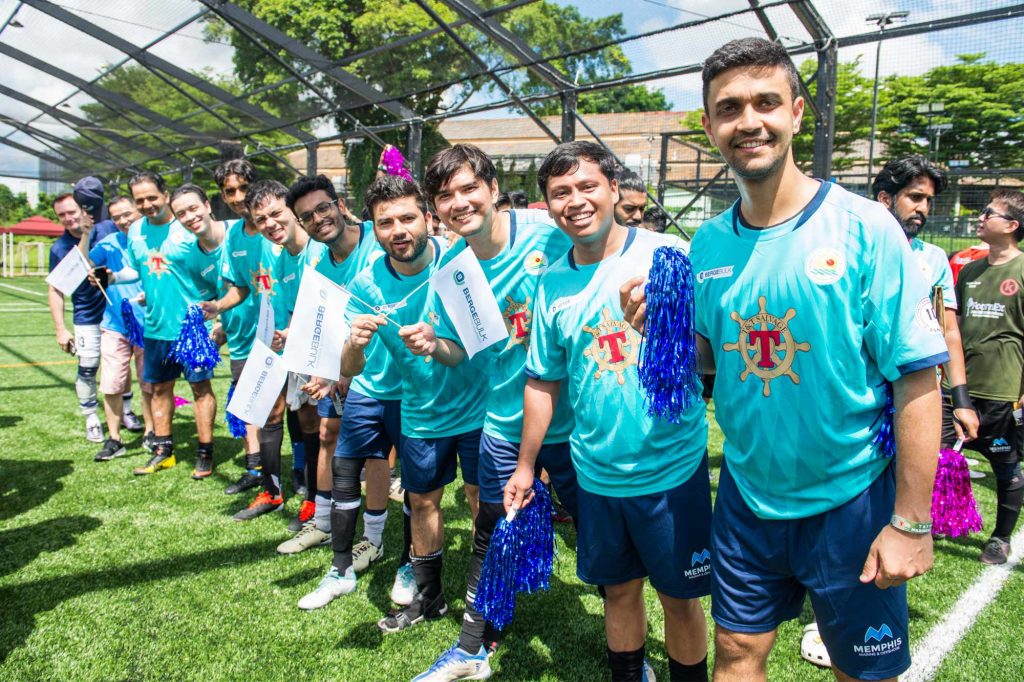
873, 157, 979, 443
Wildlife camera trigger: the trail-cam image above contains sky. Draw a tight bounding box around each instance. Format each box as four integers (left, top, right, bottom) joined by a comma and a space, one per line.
0, 0, 1017, 189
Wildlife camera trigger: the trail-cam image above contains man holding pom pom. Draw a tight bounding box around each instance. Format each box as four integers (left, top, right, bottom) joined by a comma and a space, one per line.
508, 140, 711, 682
622, 38, 948, 682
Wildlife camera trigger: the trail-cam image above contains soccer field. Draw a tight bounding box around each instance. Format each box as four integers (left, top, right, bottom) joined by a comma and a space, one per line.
0, 276, 1020, 682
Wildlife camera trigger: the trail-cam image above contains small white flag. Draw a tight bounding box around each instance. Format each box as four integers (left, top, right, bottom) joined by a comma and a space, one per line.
430, 247, 508, 359
227, 340, 287, 427
255, 291, 275, 348
46, 248, 90, 296
281, 266, 351, 380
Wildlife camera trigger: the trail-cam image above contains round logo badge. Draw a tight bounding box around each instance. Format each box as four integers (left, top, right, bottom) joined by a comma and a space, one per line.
524, 250, 547, 274
453, 270, 466, 285
1000, 278, 1019, 296
804, 248, 846, 285
915, 297, 943, 335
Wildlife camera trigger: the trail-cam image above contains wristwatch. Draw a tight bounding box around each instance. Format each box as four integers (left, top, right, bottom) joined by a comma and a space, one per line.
890, 514, 932, 534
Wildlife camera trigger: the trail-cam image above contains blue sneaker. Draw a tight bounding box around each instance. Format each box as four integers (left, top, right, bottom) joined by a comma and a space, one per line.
411, 642, 492, 681
643, 659, 656, 682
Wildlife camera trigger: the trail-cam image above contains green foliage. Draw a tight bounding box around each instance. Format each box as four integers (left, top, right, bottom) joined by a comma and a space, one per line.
533, 84, 672, 116
794, 58, 875, 171
0, 184, 33, 225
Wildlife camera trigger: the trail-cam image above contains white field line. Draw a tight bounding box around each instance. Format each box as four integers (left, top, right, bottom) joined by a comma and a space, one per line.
904, 525, 1024, 682
0, 282, 47, 296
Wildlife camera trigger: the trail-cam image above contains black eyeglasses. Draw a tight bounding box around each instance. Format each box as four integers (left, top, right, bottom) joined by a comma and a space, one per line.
297, 199, 338, 226
980, 206, 1016, 222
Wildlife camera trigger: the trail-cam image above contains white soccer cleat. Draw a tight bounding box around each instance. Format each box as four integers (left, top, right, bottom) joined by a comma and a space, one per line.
391, 563, 418, 605
411, 642, 492, 681
297, 566, 356, 610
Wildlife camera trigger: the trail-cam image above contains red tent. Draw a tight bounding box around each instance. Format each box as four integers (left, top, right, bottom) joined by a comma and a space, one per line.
0, 215, 63, 237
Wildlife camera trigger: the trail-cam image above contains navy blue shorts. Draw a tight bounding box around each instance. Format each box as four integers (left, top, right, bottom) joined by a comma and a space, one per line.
576, 454, 712, 599
478, 432, 579, 518
317, 394, 343, 419
142, 337, 214, 385
712, 461, 909, 681
335, 390, 400, 460
399, 428, 481, 494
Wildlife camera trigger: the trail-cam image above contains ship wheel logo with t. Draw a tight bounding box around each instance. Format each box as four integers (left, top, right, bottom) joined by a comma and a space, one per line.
583, 307, 640, 385
723, 296, 810, 397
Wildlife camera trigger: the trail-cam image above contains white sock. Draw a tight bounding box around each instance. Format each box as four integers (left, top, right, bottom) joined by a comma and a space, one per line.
314, 492, 332, 532
363, 509, 388, 547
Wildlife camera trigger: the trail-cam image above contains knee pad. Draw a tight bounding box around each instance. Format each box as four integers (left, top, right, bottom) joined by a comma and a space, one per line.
75, 365, 99, 413
332, 457, 364, 502
77, 364, 98, 379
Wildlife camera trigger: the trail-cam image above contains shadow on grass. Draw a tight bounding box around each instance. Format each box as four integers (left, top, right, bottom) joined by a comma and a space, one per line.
0, 538, 280, 662
0, 515, 101, 579
0, 459, 74, 521
0, 415, 23, 428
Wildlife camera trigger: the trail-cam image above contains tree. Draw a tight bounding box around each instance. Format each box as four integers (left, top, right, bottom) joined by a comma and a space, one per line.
0, 184, 33, 225
533, 84, 671, 117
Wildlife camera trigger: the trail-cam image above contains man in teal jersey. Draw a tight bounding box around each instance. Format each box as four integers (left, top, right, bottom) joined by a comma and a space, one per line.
622, 39, 948, 682
111, 172, 217, 478
285, 175, 413, 609
233, 180, 321, 523
211, 159, 264, 496
79, 195, 151, 462
341, 176, 484, 633
412, 144, 580, 681
873, 156, 979, 443
503, 141, 709, 682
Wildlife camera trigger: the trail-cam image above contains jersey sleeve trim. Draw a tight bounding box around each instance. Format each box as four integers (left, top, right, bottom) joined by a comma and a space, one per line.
898, 351, 950, 375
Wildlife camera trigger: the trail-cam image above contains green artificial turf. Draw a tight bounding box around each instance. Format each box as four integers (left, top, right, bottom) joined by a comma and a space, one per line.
0, 277, 1021, 681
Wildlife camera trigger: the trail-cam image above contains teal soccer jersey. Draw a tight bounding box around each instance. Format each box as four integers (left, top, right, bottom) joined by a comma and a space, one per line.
346, 237, 485, 438
218, 220, 258, 360
270, 240, 313, 331
527, 227, 708, 497
310, 222, 400, 401
691, 182, 950, 520
125, 217, 199, 341
435, 211, 574, 444
910, 237, 957, 309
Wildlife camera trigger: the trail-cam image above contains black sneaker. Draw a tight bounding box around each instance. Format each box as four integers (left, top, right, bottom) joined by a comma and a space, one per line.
224, 470, 261, 495
980, 537, 1010, 565
133, 449, 176, 475
291, 468, 307, 498
142, 431, 156, 452
192, 453, 214, 480
233, 491, 284, 521
94, 438, 126, 462
377, 592, 448, 633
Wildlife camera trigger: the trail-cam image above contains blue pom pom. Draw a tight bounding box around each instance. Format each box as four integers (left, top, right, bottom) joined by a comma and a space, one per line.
225, 384, 247, 439
476, 480, 556, 630
121, 298, 145, 348
170, 304, 220, 373
872, 382, 896, 458
638, 246, 702, 422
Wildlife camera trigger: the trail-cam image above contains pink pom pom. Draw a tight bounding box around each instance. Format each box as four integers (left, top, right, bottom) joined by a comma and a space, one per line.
174, 395, 192, 408
931, 448, 983, 538
383, 146, 414, 182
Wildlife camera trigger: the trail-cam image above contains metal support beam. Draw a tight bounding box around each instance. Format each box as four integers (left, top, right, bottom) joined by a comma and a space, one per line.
24, 0, 314, 145
0, 116, 134, 171
437, 0, 572, 89
561, 90, 577, 142
658, 133, 670, 204
789, 0, 836, 179
305, 141, 318, 176
198, 0, 416, 122
412, 0, 561, 144
746, 0, 818, 118
0, 136, 86, 174
407, 121, 424, 182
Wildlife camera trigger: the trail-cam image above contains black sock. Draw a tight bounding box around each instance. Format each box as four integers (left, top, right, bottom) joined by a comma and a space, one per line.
994, 467, 1024, 541
331, 456, 363, 573
458, 503, 503, 654
302, 431, 320, 502
669, 656, 708, 682
258, 423, 283, 497
155, 435, 173, 456
608, 646, 645, 682
400, 491, 412, 566
245, 450, 262, 473
197, 441, 213, 458
410, 550, 443, 602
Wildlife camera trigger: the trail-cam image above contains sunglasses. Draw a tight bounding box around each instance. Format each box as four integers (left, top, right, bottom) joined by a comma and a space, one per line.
980, 206, 1016, 222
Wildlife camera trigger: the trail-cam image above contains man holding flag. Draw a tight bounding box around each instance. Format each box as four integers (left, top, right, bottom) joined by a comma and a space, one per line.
412, 144, 579, 681
340, 176, 485, 633
233, 180, 321, 523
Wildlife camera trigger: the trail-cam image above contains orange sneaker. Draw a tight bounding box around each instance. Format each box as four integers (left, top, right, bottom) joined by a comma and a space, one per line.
288, 499, 317, 532
233, 491, 284, 521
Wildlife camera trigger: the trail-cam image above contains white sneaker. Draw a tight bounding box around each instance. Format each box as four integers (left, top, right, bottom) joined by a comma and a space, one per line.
389, 475, 405, 502
800, 622, 832, 667
411, 642, 492, 681
390, 562, 418, 605
352, 537, 383, 573
642, 660, 656, 682
277, 522, 330, 554
122, 410, 144, 432
297, 566, 356, 610
85, 416, 104, 443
